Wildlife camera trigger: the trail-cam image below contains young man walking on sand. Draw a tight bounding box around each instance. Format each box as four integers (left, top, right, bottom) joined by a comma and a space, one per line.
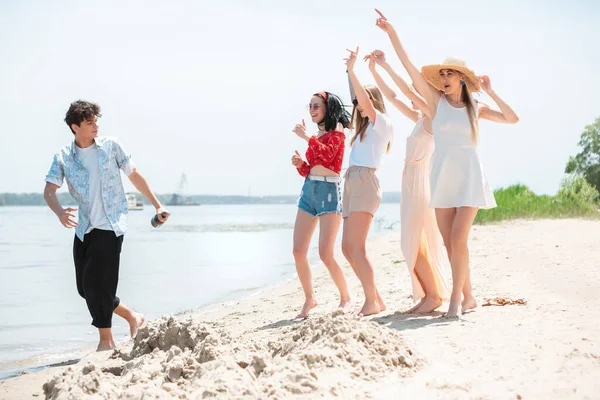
43, 100, 170, 351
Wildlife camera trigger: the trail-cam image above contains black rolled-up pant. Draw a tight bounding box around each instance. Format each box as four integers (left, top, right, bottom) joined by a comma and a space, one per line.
73, 229, 124, 328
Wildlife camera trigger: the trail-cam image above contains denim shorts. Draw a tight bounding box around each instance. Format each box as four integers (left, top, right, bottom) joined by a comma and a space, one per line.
298, 178, 342, 217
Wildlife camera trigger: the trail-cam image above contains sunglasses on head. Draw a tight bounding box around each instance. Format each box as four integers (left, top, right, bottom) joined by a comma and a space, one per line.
351, 95, 373, 107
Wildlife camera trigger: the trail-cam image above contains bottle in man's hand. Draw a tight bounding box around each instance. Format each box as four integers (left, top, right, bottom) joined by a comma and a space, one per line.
151, 211, 169, 228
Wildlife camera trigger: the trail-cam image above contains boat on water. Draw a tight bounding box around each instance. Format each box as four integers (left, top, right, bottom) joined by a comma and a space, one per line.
126, 192, 144, 210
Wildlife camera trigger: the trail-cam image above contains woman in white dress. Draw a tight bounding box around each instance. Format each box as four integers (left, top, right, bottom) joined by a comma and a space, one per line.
374, 9, 519, 317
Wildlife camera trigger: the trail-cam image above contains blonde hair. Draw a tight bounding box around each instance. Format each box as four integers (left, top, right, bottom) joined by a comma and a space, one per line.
350, 85, 391, 151
461, 76, 479, 144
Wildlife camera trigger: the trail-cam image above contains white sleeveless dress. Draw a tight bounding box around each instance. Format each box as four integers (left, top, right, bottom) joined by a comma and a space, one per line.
429, 96, 496, 209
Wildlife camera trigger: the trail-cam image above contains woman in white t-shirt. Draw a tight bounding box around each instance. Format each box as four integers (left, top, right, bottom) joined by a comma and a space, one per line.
343, 46, 394, 316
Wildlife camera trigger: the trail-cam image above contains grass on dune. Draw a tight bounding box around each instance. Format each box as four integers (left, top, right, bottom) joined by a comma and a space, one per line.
474, 180, 600, 224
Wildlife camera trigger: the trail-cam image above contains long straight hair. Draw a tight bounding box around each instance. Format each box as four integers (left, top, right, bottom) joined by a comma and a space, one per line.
350, 85, 391, 151
461, 80, 479, 144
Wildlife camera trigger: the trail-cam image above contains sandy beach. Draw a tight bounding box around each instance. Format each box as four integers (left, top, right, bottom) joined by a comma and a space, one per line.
1, 218, 599, 399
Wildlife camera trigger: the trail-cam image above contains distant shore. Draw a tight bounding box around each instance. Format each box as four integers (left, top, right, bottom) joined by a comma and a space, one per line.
0, 192, 402, 206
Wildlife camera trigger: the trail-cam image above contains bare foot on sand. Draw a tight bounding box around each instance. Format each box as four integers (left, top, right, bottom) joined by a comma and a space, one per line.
358, 300, 382, 317
97, 340, 115, 352
414, 295, 443, 314
377, 291, 387, 312
404, 299, 425, 314
443, 299, 461, 318
296, 298, 318, 318
128, 313, 145, 338
338, 299, 353, 313
462, 295, 478, 313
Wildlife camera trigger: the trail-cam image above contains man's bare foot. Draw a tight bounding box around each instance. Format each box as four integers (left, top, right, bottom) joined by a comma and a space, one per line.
128, 313, 145, 338
296, 298, 318, 318
462, 295, 478, 313
96, 340, 115, 352
358, 300, 381, 317
415, 295, 443, 314
443, 299, 461, 318
338, 299, 353, 313
404, 299, 425, 314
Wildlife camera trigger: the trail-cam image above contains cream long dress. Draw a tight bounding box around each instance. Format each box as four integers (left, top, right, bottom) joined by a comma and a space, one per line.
401, 116, 451, 302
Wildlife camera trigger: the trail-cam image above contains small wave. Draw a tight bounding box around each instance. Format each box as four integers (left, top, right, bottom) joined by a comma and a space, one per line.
0, 349, 88, 381
0, 263, 51, 271
155, 223, 294, 233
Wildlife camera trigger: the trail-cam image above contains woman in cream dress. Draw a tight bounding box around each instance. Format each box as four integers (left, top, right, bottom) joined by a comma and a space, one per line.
366, 50, 450, 313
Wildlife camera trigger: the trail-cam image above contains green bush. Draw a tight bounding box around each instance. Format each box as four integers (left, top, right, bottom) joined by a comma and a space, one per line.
565, 117, 600, 193
557, 175, 599, 208
475, 182, 599, 224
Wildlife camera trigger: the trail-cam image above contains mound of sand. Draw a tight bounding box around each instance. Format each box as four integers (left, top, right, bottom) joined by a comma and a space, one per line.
43, 311, 417, 399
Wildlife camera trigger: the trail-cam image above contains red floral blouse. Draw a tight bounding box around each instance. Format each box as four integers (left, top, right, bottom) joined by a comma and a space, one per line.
297, 130, 345, 177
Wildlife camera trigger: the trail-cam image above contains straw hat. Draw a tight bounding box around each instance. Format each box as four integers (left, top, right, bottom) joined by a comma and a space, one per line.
421, 57, 480, 93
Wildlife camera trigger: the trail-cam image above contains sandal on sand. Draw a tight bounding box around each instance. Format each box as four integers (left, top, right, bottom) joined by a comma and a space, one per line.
482, 297, 527, 306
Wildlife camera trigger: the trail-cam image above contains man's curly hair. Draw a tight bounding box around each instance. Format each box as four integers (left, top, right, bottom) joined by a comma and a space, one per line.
65, 100, 102, 135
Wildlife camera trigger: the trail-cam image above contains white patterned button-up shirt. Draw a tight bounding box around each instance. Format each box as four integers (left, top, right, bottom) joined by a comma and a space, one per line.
45, 136, 135, 241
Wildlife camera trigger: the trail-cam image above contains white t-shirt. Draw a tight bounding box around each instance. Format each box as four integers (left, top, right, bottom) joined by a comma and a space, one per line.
75, 143, 134, 233
349, 110, 394, 169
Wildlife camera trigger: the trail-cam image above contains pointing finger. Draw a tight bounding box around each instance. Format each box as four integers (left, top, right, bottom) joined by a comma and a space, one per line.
375, 8, 387, 20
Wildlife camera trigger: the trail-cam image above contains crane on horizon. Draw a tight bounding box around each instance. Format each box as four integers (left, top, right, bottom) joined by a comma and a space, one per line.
170, 173, 188, 206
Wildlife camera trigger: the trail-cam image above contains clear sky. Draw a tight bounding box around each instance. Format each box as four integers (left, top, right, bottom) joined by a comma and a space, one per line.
1, 0, 598, 197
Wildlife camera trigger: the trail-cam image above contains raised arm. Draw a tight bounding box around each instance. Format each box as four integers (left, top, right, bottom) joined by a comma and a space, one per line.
477, 75, 519, 124
365, 52, 419, 122
345, 46, 377, 123
374, 9, 440, 111
347, 68, 356, 104
370, 50, 432, 118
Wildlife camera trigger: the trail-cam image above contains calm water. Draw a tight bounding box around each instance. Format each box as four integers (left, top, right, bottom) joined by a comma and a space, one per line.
0, 203, 400, 379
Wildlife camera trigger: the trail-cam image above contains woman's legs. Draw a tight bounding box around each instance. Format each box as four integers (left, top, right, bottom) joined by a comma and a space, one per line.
342, 212, 385, 316
453, 208, 478, 313
293, 209, 319, 318
318, 213, 352, 311
436, 207, 478, 317
435, 208, 456, 257
435, 208, 477, 313
411, 237, 443, 313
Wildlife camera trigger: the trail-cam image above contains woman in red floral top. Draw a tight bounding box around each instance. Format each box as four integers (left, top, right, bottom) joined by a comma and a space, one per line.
289, 90, 352, 318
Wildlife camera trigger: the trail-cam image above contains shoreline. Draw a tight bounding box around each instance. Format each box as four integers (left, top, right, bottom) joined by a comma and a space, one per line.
0, 209, 400, 381
0, 251, 319, 381
2, 218, 600, 399
0, 275, 302, 381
